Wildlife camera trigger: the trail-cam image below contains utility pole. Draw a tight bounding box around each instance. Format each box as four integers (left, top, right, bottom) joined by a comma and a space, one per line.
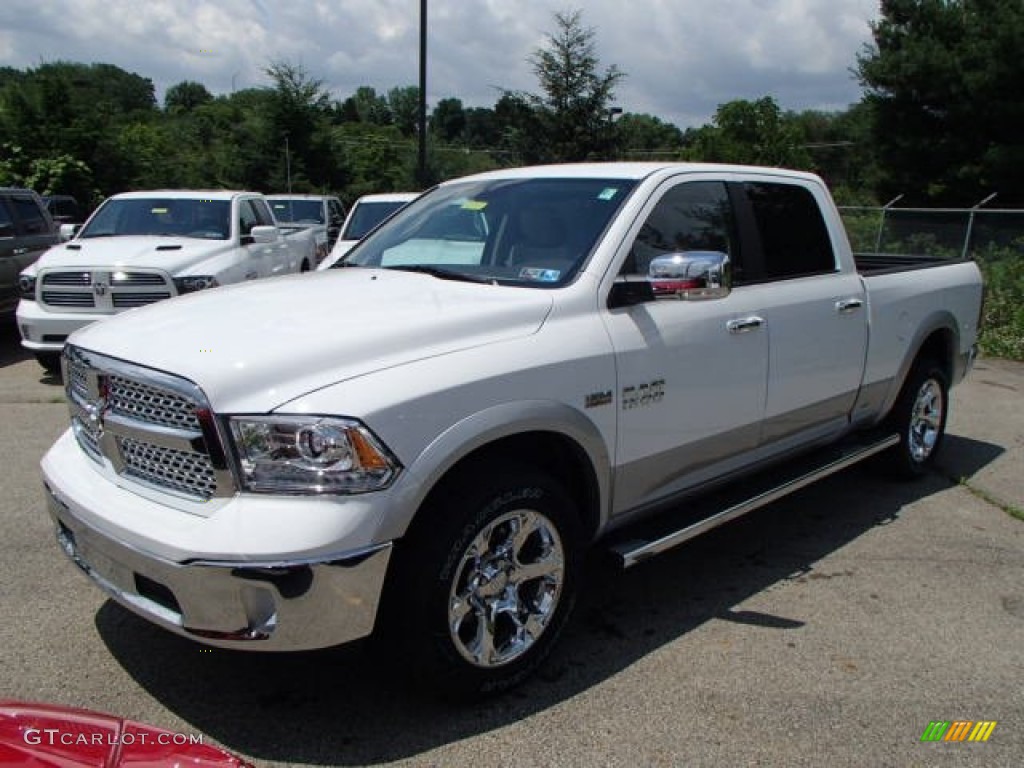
285, 135, 292, 193
417, 0, 428, 186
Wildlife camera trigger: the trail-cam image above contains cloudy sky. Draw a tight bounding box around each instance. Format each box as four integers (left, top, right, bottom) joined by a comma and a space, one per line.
0, 0, 880, 129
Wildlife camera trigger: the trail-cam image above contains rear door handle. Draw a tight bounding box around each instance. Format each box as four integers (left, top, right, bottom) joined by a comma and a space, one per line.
13, 247, 29, 255
836, 298, 863, 314
726, 316, 765, 334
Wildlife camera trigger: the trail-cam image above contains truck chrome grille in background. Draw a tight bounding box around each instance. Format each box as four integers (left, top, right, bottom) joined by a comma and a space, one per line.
39, 270, 174, 311
113, 292, 172, 308
64, 347, 231, 501
41, 291, 96, 307
42, 272, 91, 286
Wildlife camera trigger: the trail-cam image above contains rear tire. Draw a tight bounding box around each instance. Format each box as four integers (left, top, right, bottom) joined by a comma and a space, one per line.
381, 462, 583, 700
883, 357, 949, 479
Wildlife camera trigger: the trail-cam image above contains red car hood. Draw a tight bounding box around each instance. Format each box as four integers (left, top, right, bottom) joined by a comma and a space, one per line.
0, 700, 251, 767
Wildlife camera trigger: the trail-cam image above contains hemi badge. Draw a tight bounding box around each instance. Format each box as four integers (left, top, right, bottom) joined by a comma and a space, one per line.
585, 390, 613, 409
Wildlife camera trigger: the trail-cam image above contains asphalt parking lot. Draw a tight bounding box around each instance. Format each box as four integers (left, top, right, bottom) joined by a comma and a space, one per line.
1, 317, 1021, 767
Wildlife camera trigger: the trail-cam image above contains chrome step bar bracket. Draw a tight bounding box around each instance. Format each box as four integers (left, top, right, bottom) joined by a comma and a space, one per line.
610, 434, 900, 569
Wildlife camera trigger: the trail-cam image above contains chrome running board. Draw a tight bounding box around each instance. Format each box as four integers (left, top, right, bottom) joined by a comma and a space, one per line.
609, 433, 900, 569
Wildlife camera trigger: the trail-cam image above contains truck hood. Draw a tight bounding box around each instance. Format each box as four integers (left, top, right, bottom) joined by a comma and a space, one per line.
33, 236, 229, 274
70, 268, 555, 412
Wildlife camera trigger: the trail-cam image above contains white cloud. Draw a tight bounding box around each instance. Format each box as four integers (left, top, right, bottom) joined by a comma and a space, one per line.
0, 0, 879, 127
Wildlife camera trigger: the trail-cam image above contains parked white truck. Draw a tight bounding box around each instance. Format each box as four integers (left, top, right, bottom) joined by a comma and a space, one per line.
41, 163, 983, 698
17, 190, 317, 372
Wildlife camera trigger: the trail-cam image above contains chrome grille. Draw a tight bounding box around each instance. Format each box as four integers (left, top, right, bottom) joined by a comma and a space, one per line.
112, 292, 172, 308
43, 272, 91, 286
39, 270, 173, 313
64, 347, 230, 502
42, 291, 96, 307
69, 361, 89, 400
112, 273, 167, 286
118, 437, 218, 498
107, 374, 201, 431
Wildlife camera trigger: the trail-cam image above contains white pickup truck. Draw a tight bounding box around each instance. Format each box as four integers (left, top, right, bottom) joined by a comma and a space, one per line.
40, 163, 983, 698
17, 190, 317, 372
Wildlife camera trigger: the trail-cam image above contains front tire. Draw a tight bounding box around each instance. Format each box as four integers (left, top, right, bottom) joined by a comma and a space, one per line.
384, 462, 583, 699
884, 358, 949, 478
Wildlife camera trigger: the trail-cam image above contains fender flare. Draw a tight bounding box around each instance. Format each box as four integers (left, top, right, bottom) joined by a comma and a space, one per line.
377, 399, 612, 542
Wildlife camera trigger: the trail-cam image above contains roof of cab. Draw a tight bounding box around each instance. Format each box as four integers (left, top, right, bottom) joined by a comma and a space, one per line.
438, 161, 822, 185
108, 190, 259, 201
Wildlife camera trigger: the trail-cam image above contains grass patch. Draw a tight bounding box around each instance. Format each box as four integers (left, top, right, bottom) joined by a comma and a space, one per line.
975, 248, 1024, 361
957, 476, 1024, 522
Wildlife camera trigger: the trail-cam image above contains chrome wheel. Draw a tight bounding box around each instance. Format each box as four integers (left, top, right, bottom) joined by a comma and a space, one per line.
908, 378, 945, 463
448, 508, 565, 668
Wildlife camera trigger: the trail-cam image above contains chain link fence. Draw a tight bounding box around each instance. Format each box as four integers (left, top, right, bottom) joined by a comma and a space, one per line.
838, 205, 1024, 258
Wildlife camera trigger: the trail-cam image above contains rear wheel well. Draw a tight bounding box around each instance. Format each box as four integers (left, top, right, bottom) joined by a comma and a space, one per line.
914, 328, 954, 382
409, 432, 602, 544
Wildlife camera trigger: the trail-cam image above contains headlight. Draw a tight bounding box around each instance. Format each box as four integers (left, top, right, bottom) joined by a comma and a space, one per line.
173, 275, 219, 294
18, 274, 36, 300
227, 415, 400, 494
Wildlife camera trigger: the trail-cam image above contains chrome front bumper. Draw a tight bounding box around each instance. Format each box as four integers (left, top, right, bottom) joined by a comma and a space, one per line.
46, 483, 392, 651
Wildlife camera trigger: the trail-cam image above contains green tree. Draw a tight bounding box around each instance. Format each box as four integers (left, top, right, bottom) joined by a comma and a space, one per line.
165, 80, 213, 112
431, 97, 467, 143
856, 0, 1024, 205
0, 62, 157, 196
525, 9, 625, 161
685, 97, 811, 168
388, 86, 421, 137
615, 113, 684, 160
343, 86, 393, 126
263, 61, 337, 191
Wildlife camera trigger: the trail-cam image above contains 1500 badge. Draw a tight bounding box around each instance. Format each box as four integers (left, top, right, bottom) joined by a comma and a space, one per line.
622, 379, 666, 410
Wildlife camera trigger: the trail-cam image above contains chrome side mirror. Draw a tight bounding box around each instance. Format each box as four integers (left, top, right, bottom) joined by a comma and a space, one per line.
249, 225, 280, 244
648, 250, 731, 300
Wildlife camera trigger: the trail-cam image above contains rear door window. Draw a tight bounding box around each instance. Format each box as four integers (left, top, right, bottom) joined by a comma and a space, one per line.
9, 195, 50, 235
0, 198, 14, 237
742, 182, 835, 279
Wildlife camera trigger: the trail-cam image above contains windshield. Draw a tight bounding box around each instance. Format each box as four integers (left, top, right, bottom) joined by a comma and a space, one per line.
79, 198, 231, 240
340, 178, 636, 287
267, 198, 324, 225
341, 201, 410, 240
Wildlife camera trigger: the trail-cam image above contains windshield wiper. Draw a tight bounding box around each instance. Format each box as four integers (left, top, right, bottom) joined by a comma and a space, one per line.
384, 265, 494, 284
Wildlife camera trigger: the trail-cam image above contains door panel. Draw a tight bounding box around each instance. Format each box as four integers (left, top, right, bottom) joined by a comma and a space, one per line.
605, 292, 769, 513
603, 178, 769, 515
760, 272, 867, 442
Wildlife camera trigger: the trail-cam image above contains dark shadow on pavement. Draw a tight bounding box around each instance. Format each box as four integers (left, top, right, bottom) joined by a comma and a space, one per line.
0, 318, 32, 368
936, 434, 1005, 480
93, 444, 1002, 765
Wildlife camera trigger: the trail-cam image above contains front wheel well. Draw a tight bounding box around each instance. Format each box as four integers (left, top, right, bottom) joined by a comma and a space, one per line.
409, 432, 602, 544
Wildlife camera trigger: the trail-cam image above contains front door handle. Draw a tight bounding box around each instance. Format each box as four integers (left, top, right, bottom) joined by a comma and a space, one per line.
726, 316, 765, 334
13, 247, 29, 255
836, 298, 864, 314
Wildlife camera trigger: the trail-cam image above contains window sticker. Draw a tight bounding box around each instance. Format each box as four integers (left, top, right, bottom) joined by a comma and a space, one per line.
461, 200, 488, 211
519, 267, 561, 282
151, 207, 169, 214
597, 188, 618, 201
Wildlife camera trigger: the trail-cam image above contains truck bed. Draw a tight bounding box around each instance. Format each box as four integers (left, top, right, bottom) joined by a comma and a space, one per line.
854, 252, 967, 275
